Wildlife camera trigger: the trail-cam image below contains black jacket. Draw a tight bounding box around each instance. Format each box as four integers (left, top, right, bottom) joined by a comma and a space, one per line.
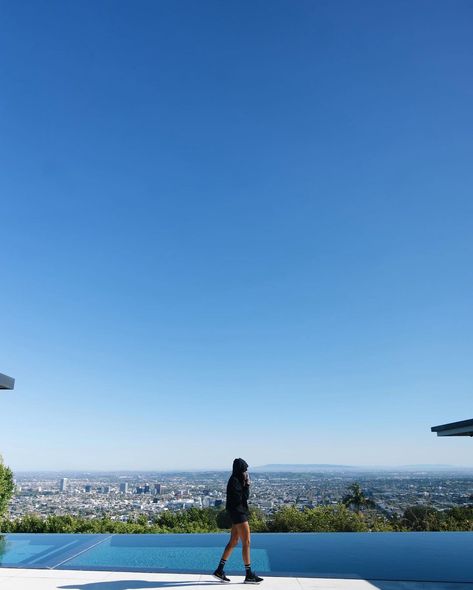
226, 458, 249, 514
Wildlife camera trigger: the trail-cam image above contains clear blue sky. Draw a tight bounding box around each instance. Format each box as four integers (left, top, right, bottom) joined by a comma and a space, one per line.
1, 0, 473, 471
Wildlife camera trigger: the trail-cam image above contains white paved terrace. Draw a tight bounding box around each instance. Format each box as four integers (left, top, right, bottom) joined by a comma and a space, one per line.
0, 569, 472, 590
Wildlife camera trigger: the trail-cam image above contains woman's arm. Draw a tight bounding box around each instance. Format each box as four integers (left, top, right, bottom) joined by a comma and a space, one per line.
227, 476, 247, 513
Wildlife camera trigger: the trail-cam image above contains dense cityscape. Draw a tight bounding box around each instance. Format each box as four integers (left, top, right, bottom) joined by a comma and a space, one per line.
9, 468, 473, 523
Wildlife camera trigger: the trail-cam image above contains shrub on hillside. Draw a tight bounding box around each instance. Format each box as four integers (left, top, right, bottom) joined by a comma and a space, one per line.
0, 457, 14, 519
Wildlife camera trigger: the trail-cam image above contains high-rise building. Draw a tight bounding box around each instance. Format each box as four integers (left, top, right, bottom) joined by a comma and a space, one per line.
119, 483, 128, 494
60, 478, 68, 492
84, 485, 92, 493
154, 484, 161, 495
144, 484, 150, 494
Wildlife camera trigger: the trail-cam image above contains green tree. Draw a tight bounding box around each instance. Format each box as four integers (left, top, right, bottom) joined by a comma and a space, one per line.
269, 506, 307, 532
248, 508, 268, 532
440, 506, 473, 531
0, 456, 14, 518
401, 505, 441, 531
268, 504, 371, 532
342, 483, 375, 514
305, 505, 370, 532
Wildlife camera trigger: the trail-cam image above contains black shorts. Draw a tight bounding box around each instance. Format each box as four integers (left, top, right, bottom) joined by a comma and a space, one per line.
229, 510, 248, 525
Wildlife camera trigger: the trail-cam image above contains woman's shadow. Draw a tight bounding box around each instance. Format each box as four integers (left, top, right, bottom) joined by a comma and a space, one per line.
59, 580, 220, 590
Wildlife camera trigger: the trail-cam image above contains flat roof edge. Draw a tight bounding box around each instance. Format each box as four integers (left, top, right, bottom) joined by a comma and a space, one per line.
431, 418, 473, 437
0, 373, 15, 390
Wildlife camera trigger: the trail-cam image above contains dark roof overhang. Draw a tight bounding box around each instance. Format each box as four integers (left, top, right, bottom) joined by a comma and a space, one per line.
0, 373, 15, 390
431, 419, 473, 437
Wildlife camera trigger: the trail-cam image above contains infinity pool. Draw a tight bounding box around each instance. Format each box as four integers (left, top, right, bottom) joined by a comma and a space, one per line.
1, 532, 472, 582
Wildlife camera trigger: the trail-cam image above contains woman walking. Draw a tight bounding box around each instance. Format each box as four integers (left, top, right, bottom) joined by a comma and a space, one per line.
213, 458, 264, 584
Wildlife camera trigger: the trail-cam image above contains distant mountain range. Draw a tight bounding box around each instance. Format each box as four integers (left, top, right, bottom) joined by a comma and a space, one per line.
15, 464, 473, 475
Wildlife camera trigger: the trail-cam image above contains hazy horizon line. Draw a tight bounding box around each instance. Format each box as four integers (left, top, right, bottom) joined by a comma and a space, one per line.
12, 462, 473, 473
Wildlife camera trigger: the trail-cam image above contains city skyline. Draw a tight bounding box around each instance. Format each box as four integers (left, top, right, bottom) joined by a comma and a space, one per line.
9, 469, 473, 523
2, 0, 473, 471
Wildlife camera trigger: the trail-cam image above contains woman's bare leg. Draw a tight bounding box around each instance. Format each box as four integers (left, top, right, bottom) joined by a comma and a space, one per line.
238, 521, 251, 565
221, 524, 240, 561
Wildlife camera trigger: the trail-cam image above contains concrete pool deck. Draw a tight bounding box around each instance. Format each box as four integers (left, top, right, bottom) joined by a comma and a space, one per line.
0, 569, 472, 590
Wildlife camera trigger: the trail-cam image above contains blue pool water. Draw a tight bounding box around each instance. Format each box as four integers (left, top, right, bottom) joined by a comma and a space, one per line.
0, 534, 102, 567
1, 532, 472, 582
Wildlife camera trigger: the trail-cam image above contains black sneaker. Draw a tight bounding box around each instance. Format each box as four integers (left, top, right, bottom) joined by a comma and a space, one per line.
244, 572, 264, 584
212, 570, 231, 583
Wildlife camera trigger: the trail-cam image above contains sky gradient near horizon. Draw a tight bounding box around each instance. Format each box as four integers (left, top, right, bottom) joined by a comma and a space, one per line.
1, 0, 473, 471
